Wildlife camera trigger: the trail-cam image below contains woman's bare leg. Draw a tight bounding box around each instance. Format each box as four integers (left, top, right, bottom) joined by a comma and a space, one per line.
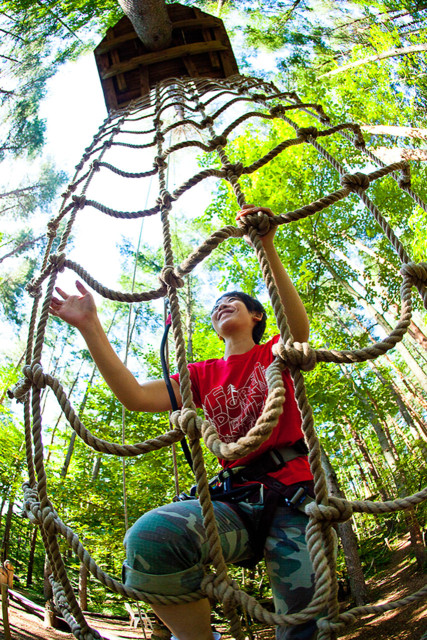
151, 598, 214, 640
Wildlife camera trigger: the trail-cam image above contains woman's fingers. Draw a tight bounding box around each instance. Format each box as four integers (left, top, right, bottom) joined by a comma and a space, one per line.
75, 280, 88, 295
55, 287, 69, 300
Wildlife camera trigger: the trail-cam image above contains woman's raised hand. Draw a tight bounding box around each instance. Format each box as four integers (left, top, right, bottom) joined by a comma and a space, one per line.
49, 281, 97, 330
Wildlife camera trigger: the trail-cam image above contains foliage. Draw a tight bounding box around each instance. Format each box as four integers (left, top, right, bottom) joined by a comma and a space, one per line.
0, 161, 68, 324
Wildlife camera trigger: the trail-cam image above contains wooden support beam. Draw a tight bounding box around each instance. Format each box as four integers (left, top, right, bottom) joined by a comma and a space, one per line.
138, 65, 150, 100
101, 41, 228, 79
182, 55, 199, 77
95, 18, 222, 55
194, 7, 220, 70
1, 584, 11, 640
213, 26, 236, 77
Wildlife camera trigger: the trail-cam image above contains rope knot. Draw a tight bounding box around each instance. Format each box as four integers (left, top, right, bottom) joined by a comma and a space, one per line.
74, 161, 84, 172
251, 93, 267, 102
223, 162, 243, 180
305, 497, 353, 523
316, 105, 331, 123
72, 195, 87, 209
398, 161, 411, 188
236, 208, 275, 237
8, 376, 31, 402
340, 171, 370, 193
201, 116, 214, 127
351, 124, 366, 149
154, 131, 165, 143
91, 159, 101, 172
49, 252, 66, 273
400, 261, 427, 285
154, 156, 168, 170
171, 408, 201, 440
297, 126, 318, 141
159, 266, 184, 289
24, 363, 47, 390
153, 117, 163, 128
209, 135, 227, 149
26, 280, 42, 299
47, 219, 59, 238
273, 341, 317, 371
62, 182, 77, 199
156, 190, 173, 210
269, 105, 286, 117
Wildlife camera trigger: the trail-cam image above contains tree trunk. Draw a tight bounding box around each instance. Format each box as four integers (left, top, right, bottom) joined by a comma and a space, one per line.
345, 307, 427, 416
0, 185, 38, 199
320, 43, 427, 77
341, 365, 397, 470
91, 456, 102, 481
78, 563, 88, 611
342, 414, 389, 501
318, 253, 427, 389
117, 0, 172, 51
1, 499, 14, 562
321, 446, 368, 606
60, 364, 97, 478
361, 125, 427, 141
325, 242, 427, 353
0, 234, 45, 265
404, 509, 427, 571
26, 527, 38, 587
373, 147, 427, 163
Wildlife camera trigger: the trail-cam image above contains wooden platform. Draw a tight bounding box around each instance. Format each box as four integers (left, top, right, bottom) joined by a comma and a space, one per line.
94, 3, 239, 112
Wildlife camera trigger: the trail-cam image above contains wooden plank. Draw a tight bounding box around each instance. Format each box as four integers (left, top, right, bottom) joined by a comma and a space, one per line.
192, 7, 220, 69
1, 584, 12, 640
182, 55, 199, 77
111, 49, 127, 91
106, 26, 127, 92
8, 589, 45, 619
95, 18, 222, 55
95, 52, 119, 110
213, 26, 238, 76
138, 65, 151, 100
173, 17, 222, 30
202, 28, 220, 69
101, 41, 228, 79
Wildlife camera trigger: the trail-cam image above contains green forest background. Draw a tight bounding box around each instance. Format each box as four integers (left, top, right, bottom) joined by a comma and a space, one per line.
0, 0, 426, 623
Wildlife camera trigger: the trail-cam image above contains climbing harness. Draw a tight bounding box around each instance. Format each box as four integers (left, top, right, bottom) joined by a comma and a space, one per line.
176, 439, 313, 566
160, 304, 193, 471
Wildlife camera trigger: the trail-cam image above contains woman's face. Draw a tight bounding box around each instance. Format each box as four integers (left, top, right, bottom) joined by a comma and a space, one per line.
211, 296, 260, 340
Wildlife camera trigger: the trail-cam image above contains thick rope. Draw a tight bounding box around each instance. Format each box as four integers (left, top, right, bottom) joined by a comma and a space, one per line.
12, 76, 427, 640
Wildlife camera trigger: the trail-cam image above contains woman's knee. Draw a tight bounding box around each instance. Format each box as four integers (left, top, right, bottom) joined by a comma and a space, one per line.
124, 502, 206, 574
122, 503, 208, 596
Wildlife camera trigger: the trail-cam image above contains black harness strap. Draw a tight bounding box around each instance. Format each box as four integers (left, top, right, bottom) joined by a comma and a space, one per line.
160, 310, 193, 471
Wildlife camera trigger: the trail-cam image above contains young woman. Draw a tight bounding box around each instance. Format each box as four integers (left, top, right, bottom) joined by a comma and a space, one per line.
49, 221, 316, 640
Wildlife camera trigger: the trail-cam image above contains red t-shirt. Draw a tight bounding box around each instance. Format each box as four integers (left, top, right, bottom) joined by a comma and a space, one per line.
171, 335, 312, 486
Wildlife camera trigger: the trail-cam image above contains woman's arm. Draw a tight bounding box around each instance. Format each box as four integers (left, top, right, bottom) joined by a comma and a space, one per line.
238, 205, 309, 342
260, 234, 310, 342
49, 282, 182, 412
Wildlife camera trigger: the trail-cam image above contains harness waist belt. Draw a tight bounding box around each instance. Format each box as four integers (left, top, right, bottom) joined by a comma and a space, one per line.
215, 438, 308, 487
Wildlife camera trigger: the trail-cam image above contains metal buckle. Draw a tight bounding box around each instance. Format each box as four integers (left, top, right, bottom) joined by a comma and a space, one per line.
284, 486, 307, 508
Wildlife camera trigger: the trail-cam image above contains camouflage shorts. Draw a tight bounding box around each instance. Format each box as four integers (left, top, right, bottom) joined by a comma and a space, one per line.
123, 499, 316, 639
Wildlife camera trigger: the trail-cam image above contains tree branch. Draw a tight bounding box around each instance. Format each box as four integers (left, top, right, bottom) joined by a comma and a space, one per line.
319, 43, 427, 78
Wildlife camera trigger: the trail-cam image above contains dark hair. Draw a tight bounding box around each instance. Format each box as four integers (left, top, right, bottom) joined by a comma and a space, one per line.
212, 291, 267, 344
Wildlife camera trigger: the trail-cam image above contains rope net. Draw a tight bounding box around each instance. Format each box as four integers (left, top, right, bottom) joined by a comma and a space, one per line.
11, 74, 427, 640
